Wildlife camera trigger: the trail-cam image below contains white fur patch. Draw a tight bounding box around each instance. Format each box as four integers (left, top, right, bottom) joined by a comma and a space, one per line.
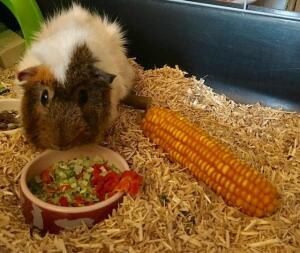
27, 29, 87, 84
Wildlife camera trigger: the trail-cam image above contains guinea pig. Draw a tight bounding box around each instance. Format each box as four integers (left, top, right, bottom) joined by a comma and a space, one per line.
16, 3, 135, 150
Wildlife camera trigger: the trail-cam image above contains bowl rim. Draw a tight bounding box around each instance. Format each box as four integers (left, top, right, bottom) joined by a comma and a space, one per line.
20, 145, 128, 214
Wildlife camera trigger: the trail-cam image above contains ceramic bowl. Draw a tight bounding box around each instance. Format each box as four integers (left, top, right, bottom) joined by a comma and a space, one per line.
20, 144, 129, 234
0, 98, 22, 134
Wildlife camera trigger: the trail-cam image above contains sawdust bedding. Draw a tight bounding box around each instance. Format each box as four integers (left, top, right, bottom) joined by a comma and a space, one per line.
0, 61, 299, 253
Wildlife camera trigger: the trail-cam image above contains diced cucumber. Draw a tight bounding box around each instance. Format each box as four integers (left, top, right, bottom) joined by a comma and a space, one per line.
52, 194, 60, 204
65, 193, 74, 203
69, 177, 76, 184
74, 166, 83, 175
83, 172, 91, 181
80, 188, 87, 194
59, 163, 68, 170
93, 156, 106, 164
79, 180, 88, 187
87, 167, 93, 173
70, 182, 77, 188
28, 180, 42, 195
110, 164, 121, 173
34, 175, 41, 183
58, 170, 67, 179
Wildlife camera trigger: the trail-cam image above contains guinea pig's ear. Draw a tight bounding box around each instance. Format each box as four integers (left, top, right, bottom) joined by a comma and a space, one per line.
17, 65, 54, 84
17, 66, 38, 82
93, 67, 116, 85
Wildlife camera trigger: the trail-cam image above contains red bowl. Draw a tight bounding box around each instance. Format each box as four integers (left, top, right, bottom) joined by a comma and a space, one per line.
20, 144, 129, 234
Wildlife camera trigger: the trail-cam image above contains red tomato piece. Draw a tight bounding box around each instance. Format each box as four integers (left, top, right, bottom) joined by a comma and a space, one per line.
74, 195, 85, 206
101, 171, 120, 193
59, 196, 69, 207
92, 163, 101, 170
104, 171, 120, 182
113, 170, 143, 197
92, 164, 101, 177
92, 174, 105, 187
95, 185, 106, 201
121, 171, 136, 178
128, 181, 141, 196
102, 178, 119, 193
41, 169, 53, 184
114, 178, 131, 192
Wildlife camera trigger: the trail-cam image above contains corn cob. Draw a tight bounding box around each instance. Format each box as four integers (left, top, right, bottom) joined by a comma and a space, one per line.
141, 107, 279, 217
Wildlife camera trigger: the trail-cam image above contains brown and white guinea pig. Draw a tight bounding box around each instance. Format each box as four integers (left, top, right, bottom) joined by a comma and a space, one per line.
16, 3, 135, 150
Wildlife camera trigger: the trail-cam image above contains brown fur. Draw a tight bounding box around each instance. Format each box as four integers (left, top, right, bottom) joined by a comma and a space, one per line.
17, 65, 55, 86
20, 44, 114, 150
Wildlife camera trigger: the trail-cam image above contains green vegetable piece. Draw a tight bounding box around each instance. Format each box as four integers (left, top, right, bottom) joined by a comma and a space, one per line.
28, 179, 42, 195
74, 165, 83, 175
110, 164, 121, 173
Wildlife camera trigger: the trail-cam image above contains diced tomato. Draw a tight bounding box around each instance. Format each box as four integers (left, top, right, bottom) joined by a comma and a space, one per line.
122, 171, 143, 181
128, 182, 140, 196
113, 170, 143, 197
121, 171, 136, 178
104, 171, 120, 182
95, 184, 106, 201
92, 174, 105, 187
58, 196, 69, 207
92, 164, 101, 176
101, 172, 120, 193
113, 179, 131, 195
41, 169, 53, 184
102, 179, 119, 193
74, 195, 85, 206
92, 163, 101, 169
92, 163, 109, 175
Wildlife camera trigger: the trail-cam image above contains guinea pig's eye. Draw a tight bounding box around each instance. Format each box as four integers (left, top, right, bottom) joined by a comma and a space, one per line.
41, 89, 49, 106
79, 89, 88, 106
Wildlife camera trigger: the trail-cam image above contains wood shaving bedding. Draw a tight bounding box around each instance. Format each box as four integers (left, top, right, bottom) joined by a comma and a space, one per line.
0, 60, 299, 252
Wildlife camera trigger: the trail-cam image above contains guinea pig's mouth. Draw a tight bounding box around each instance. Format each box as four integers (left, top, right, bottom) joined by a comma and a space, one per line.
53, 129, 93, 151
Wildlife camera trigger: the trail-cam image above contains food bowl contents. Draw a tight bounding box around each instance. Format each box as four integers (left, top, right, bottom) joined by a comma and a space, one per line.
28, 156, 143, 207
0, 110, 21, 131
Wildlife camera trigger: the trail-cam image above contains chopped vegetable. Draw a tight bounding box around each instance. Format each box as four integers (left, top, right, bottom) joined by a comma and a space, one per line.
28, 156, 143, 207
114, 171, 143, 196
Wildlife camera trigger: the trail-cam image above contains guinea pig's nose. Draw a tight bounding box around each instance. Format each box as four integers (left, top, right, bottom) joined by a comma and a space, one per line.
56, 126, 70, 148
57, 126, 86, 150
